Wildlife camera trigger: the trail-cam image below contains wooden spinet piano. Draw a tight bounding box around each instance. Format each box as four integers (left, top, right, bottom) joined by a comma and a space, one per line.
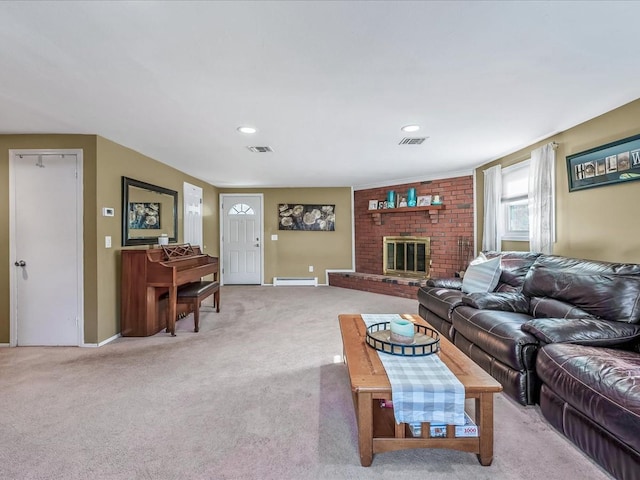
121, 244, 219, 336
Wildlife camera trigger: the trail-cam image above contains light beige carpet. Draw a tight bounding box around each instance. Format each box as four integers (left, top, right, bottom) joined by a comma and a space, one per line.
0, 286, 612, 480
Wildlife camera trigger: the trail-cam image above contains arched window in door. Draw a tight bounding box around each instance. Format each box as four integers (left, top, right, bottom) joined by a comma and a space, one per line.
229, 203, 255, 215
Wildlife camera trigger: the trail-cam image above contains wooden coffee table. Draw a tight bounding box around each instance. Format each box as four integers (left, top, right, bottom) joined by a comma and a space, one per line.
339, 313, 503, 467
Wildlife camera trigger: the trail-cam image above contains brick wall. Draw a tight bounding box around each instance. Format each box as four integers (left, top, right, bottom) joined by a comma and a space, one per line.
354, 176, 474, 279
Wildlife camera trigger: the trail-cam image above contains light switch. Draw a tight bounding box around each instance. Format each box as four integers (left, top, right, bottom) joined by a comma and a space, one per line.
105, 236, 112, 248
271, 234, 278, 241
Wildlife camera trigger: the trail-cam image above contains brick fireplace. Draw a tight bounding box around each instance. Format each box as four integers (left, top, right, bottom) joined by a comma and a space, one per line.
328, 175, 474, 298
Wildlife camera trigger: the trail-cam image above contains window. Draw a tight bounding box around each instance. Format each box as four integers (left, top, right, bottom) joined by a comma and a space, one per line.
501, 161, 529, 241
229, 203, 255, 215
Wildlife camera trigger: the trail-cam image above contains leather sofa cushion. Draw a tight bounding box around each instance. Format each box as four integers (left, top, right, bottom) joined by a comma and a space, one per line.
537, 343, 640, 453
452, 305, 538, 371
418, 287, 464, 321
422, 251, 540, 297
461, 291, 529, 313
523, 255, 640, 323
529, 297, 595, 319
523, 317, 640, 346
485, 251, 542, 292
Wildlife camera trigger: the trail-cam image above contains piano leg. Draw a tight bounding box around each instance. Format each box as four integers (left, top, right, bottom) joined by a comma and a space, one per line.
166, 286, 177, 336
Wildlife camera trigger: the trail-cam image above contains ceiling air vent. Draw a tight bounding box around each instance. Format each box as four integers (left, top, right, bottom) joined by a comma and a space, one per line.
247, 146, 274, 153
399, 137, 427, 145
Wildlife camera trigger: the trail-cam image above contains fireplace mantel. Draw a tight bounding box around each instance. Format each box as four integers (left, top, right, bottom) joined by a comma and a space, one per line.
370, 204, 444, 226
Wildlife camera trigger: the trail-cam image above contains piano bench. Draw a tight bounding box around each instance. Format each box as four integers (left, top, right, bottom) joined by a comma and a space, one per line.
176, 281, 220, 332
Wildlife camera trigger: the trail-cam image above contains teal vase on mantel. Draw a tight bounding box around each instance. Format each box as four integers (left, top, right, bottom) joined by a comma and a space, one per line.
407, 188, 417, 207
386, 190, 396, 208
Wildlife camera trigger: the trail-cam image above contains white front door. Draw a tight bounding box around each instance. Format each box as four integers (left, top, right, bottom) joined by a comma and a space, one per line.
10, 151, 83, 346
221, 194, 262, 284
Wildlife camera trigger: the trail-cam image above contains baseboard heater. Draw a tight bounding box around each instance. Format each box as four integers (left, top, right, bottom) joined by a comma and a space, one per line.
273, 277, 318, 287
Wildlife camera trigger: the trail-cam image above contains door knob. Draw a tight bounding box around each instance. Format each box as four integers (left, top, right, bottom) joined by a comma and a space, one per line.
14, 260, 26, 267
255, 243, 260, 247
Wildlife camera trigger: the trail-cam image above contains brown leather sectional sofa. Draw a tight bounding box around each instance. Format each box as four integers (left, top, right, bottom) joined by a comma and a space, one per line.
417, 252, 640, 480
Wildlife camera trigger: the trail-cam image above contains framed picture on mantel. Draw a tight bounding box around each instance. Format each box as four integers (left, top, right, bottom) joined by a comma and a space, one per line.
567, 133, 640, 192
417, 195, 432, 206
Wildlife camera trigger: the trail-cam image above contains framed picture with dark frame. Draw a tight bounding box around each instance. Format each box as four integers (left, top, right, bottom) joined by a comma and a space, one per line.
121, 176, 178, 246
278, 203, 335, 231
566, 133, 640, 192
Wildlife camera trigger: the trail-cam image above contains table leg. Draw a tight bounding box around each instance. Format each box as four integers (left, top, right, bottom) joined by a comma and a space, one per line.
476, 392, 494, 466
356, 392, 373, 466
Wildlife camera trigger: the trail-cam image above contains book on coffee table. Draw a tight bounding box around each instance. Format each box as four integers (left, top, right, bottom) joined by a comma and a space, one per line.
408, 411, 478, 438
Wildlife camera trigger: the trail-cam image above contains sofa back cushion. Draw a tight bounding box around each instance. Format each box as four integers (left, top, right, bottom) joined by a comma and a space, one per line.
484, 251, 542, 292
529, 297, 596, 320
523, 255, 640, 323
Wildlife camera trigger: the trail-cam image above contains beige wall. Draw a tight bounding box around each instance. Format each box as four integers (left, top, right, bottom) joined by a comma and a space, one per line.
0, 134, 218, 344
218, 187, 353, 283
96, 137, 219, 343
476, 97, 640, 263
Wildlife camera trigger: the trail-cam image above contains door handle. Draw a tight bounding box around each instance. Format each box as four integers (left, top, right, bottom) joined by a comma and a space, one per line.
14, 260, 26, 267
255, 244, 260, 247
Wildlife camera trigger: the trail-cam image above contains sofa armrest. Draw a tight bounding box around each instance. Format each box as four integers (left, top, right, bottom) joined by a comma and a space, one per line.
426, 277, 463, 290
522, 317, 640, 346
461, 292, 530, 313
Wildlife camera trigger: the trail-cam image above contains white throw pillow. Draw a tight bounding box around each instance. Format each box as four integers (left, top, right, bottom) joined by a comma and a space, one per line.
469, 252, 488, 265
462, 255, 502, 293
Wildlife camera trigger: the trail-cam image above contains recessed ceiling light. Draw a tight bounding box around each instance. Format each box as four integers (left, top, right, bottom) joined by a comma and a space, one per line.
401, 125, 420, 133
237, 126, 257, 134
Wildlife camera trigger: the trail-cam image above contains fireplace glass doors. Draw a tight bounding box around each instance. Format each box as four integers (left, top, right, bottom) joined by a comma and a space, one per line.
383, 236, 430, 278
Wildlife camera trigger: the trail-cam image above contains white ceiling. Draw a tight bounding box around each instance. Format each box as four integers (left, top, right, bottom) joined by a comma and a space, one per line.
2, 1, 640, 189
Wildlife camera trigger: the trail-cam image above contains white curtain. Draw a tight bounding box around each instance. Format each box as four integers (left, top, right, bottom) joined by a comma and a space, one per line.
483, 165, 502, 252
529, 143, 556, 254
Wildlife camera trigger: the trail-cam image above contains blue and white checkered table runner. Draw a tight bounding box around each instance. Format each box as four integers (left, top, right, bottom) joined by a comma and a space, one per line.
361, 314, 465, 425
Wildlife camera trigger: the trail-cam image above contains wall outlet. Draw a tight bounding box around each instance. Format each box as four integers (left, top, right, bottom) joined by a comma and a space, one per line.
102, 207, 115, 217
308, 265, 314, 272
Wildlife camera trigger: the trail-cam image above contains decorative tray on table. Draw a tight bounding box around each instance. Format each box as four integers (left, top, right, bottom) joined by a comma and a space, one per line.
365, 321, 440, 356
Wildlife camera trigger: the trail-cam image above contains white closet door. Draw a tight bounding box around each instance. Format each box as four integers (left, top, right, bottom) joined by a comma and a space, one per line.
183, 182, 203, 247
11, 151, 83, 346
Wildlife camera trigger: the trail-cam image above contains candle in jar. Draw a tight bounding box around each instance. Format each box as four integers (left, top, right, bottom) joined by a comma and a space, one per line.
390, 319, 415, 343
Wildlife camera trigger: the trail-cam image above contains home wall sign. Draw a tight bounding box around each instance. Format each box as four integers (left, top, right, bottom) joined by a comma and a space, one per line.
278, 203, 335, 231
567, 133, 640, 192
